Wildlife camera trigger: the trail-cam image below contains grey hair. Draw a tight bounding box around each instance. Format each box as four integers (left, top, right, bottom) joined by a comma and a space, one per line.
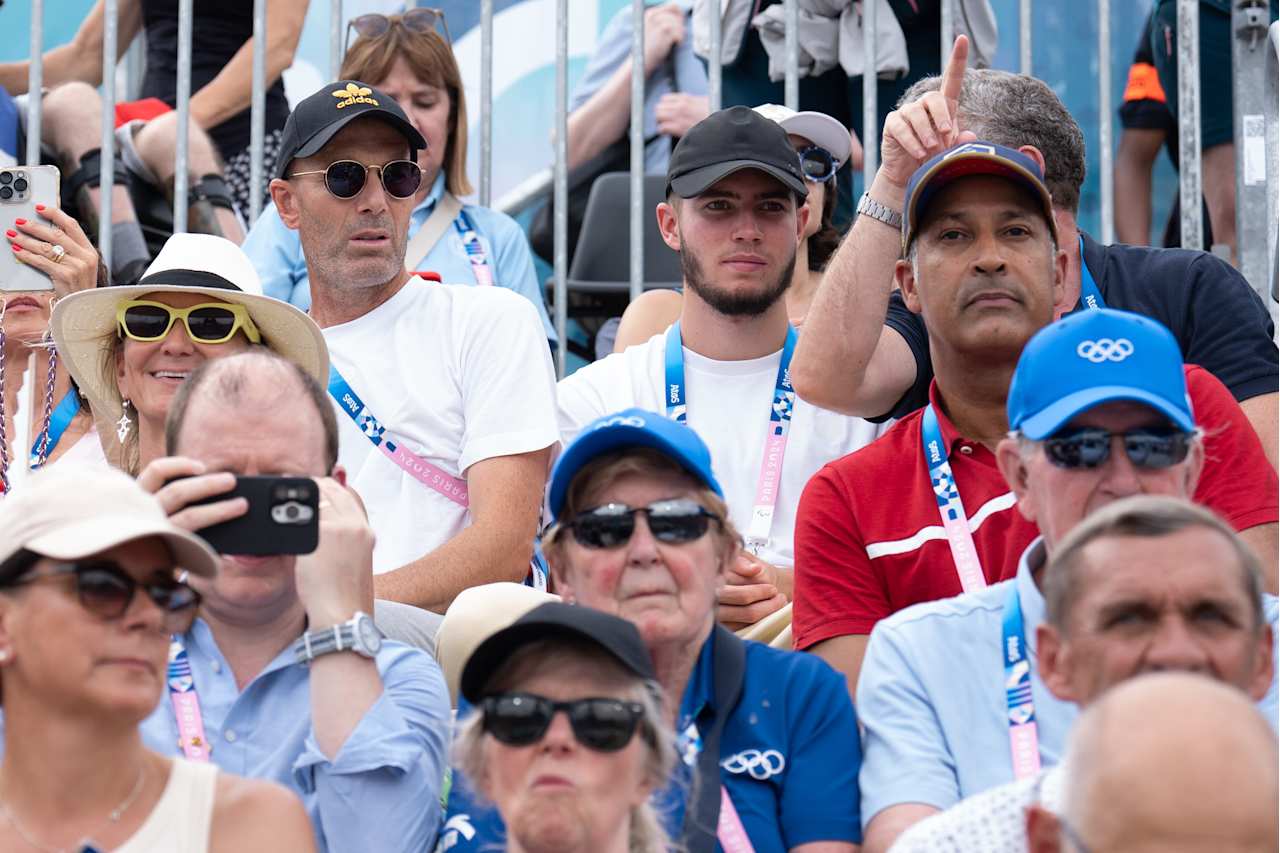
898, 68, 1087, 214
452, 639, 677, 853
1043, 495, 1265, 634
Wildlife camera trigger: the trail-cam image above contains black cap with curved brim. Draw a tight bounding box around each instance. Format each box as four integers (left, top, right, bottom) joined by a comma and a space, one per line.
460, 602, 656, 704
275, 81, 428, 179
666, 105, 808, 200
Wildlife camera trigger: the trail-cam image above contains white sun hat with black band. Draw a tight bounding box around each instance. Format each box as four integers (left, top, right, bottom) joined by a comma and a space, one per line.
50, 232, 329, 429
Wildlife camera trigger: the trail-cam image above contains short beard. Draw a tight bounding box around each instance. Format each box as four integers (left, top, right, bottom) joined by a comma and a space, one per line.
681, 237, 795, 318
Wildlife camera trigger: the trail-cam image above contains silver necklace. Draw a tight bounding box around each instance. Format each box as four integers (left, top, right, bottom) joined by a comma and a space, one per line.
0, 764, 148, 853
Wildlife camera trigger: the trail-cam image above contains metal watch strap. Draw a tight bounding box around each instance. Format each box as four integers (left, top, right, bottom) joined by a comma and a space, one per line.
856, 192, 903, 229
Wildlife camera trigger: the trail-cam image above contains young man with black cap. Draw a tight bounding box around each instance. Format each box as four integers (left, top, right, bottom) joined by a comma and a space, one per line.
556, 106, 879, 629
268, 82, 559, 613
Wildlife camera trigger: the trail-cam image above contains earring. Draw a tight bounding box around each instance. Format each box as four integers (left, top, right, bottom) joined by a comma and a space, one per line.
116, 399, 133, 444
0, 650, 11, 663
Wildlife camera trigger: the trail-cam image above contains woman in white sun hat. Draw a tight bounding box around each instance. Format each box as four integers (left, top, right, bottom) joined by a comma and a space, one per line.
611, 104, 859, 351
50, 232, 329, 474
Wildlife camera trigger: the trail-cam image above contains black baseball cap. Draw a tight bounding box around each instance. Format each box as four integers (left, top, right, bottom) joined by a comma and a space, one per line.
666, 105, 808, 200
460, 602, 656, 703
275, 80, 428, 179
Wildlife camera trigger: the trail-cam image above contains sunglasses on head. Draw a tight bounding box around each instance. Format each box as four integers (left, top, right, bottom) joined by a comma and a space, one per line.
7, 560, 202, 634
797, 145, 837, 183
1041, 426, 1193, 470
345, 7, 451, 53
117, 299, 262, 345
481, 692, 646, 752
288, 159, 423, 200
561, 498, 720, 549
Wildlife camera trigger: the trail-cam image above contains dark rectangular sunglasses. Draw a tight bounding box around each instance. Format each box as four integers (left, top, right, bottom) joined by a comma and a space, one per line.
481, 692, 645, 752
562, 498, 720, 549
7, 560, 201, 633
1042, 426, 1193, 470
288, 159, 423, 200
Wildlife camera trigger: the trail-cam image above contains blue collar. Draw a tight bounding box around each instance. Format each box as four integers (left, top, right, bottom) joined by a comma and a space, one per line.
1014, 538, 1049, 659
183, 617, 302, 684
412, 172, 448, 219
678, 626, 719, 725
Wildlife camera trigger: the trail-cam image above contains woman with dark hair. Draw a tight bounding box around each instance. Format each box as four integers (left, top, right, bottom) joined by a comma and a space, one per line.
242, 10, 556, 343
610, 104, 854, 351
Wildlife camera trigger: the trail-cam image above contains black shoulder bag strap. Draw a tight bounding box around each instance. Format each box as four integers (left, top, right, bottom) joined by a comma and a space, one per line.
682, 625, 748, 853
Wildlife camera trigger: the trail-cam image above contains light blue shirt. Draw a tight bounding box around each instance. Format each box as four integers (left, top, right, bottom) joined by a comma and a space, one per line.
568, 0, 708, 174
241, 172, 556, 342
857, 538, 1280, 830
139, 619, 452, 853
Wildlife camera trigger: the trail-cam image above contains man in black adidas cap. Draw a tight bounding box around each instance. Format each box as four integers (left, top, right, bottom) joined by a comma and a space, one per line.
256, 81, 560, 617
556, 106, 881, 632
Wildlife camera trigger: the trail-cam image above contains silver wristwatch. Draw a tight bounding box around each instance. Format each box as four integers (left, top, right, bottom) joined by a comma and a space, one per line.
856, 192, 903, 230
294, 611, 384, 664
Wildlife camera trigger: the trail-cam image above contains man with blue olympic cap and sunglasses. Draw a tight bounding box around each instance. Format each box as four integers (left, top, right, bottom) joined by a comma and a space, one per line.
850, 307, 1280, 852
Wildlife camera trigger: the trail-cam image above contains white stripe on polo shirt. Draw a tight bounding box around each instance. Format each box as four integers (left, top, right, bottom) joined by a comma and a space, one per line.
865, 492, 1017, 560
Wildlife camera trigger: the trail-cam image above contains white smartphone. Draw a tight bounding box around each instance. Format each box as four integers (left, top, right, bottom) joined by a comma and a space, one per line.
0, 165, 61, 292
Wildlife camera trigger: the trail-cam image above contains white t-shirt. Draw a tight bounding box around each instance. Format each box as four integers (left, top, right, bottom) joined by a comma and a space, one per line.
556, 330, 882, 567
323, 277, 559, 573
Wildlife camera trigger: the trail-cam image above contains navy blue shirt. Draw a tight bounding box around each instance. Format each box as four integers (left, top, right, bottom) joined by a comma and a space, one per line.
436, 633, 862, 852
880, 232, 1279, 420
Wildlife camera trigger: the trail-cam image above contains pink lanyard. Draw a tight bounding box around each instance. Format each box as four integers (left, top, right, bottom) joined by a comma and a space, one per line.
167, 636, 211, 762
717, 786, 756, 853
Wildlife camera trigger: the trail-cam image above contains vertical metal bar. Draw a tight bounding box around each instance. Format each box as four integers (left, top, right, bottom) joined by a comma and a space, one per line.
708, 0, 722, 111
784, 0, 799, 110
480, 0, 494, 207
330, 0, 344, 79
1098, 0, 1114, 244
26, 0, 43, 168
1019, 0, 1032, 75
173, 0, 193, 234
1267, 21, 1279, 309
629, 0, 645, 302
554, 0, 568, 376
249, 0, 267, 224
124, 27, 147, 102
100, 0, 118, 273
1176, 0, 1203, 250
1232, 0, 1271, 296
862, 0, 877, 188
940, 0, 953, 70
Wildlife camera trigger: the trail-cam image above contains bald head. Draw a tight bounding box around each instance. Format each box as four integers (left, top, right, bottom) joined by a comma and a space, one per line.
1062, 672, 1278, 852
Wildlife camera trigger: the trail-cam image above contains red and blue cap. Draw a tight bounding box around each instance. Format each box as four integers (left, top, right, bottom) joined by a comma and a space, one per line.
548, 408, 723, 521
1007, 308, 1196, 441
902, 141, 1057, 252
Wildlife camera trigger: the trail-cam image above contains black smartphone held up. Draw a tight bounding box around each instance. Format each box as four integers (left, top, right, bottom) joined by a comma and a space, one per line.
189, 476, 320, 556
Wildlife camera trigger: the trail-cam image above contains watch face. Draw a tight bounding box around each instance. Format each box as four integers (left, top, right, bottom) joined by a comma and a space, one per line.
356, 615, 383, 653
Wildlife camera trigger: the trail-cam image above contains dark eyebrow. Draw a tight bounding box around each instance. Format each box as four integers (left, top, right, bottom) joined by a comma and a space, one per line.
698, 188, 792, 202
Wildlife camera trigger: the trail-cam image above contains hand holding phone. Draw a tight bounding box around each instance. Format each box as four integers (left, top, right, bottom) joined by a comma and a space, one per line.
0, 166, 61, 292
294, 477, 376, 627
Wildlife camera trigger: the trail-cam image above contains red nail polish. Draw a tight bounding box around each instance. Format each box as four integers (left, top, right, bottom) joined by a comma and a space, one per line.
13, 219, 25, 226
34, 204, 44, 211
11, 245, 19, 252
4, 230, 15, 239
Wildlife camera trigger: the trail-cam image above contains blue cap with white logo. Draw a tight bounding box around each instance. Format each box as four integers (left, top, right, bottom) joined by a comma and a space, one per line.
548, 408, 723, 521
1008, 308, 1195, 440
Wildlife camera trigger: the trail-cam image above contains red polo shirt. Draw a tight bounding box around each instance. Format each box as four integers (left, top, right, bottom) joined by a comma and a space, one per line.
793, 365, 1278, 650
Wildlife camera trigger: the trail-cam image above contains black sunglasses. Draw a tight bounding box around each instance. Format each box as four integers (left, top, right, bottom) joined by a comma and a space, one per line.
288, 159, 423, 200
7, 561, 201, 633
1042, 426, 1193, 470
345, 8, 451, 53
797, 145, 837, 183
562, 498, 720, 549
481, 692, 646, 752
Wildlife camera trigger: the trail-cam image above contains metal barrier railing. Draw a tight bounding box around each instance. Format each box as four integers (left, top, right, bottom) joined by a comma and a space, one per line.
1266, 21, 1279, 305
18, 0, 1280, 374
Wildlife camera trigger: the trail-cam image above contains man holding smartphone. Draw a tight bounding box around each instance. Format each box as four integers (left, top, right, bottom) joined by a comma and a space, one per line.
137, 350, 451, 853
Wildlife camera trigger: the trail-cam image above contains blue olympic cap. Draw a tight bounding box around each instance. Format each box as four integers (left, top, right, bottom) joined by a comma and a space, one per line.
548, 408, 723, 521
1008, 308, 1195, 441
902, 141, 1057, 253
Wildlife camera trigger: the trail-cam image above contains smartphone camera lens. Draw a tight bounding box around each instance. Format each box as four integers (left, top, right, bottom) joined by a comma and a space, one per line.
13, 178, 27, 193
0, 172, 12, 186
0, 187, 13, 200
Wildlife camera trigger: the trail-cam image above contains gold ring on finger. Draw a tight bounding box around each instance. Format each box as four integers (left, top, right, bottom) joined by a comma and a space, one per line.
47, 243, 66, 263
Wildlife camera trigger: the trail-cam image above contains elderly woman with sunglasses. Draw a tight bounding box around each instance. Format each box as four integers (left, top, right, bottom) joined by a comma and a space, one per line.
0, 467, 315, 852
454, 601, 674, 853
241, 9, 556, 344
49, 232, 328, 474
611, 104, 857, 351
442, 408, 864, 853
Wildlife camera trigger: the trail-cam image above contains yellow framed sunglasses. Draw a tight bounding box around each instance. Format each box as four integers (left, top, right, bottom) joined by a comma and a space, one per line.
116, 299, 262, 345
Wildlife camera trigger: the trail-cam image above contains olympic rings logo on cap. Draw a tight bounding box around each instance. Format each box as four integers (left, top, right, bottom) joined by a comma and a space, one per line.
721, 748, 787, 780
1076, 338, 1135, 363
593, 415, 647, 430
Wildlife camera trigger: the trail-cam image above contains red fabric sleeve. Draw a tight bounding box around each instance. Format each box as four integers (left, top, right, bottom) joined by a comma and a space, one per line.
793, 464, 893, 649
1188, 365, 1279, 531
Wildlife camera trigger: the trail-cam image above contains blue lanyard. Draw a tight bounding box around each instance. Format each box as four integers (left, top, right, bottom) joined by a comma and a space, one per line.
329, 365, 398, 454
1002, 581, 1042, 778
29, 389, 79, 470
663, 321, 798, 548
453, 209, 494, 287
1078, 235, 1106, 310
920, 404, 987, 592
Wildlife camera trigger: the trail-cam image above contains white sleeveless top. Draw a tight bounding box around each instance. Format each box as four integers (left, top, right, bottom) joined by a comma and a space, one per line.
116, 758, 217, 853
